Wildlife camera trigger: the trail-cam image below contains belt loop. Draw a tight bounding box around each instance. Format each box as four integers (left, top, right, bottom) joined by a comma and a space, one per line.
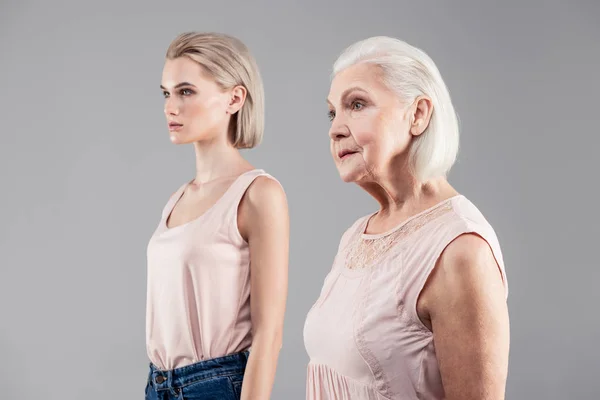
168, 369, 174, 388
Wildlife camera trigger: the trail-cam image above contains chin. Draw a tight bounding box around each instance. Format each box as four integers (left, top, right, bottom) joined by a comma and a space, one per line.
340, 175, 355, 183
169, 132, 196, 145
337, 166, 362, 183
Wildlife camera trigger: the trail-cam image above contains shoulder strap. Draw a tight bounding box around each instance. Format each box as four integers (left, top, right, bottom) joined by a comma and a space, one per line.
216, 169, 281, 238
223, 169, 276, 207
160, 182, 188, 219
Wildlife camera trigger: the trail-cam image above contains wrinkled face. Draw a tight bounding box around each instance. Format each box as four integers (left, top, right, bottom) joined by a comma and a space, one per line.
327, 63, 415, 183
161, 57, 231, 145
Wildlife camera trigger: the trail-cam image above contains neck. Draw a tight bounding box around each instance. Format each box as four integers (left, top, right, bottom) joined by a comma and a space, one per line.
358, 161, 456, 219
191, 136, 250, 184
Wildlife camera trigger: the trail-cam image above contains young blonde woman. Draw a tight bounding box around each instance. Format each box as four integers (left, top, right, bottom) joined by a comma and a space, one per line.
145, 32, 289, 400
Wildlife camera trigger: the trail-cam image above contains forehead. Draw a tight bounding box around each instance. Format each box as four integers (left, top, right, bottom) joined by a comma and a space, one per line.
161, 57, 212, 87
329, 63, 388, 100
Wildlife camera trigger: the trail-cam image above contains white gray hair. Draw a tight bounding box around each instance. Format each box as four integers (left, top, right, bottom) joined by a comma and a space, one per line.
333, 36, 460, 182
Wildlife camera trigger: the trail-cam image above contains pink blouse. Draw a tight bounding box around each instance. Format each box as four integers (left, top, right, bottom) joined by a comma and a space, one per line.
304, 195, 508, 399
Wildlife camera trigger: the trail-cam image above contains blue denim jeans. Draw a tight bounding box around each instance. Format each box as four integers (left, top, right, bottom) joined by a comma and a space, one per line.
145, 351, 249, 400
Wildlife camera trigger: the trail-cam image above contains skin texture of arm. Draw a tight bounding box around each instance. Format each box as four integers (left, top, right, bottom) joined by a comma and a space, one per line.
418, 233, 510, 400
237, 176, 289, 400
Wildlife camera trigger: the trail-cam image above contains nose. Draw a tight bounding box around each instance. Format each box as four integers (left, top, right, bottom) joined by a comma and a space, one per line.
328, 118, 351, 141
164, 97, 180, 116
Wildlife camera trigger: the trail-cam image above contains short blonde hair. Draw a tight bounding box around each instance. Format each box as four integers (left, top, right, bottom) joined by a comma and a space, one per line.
166, 32, 264, 149
333, 36, 460, 182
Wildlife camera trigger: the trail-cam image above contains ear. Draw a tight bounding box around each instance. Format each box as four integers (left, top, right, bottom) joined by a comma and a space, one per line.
226, 85, 247, 115
409, 96, 433, 137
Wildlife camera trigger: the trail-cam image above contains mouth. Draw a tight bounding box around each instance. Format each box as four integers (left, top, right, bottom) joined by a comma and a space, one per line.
168, 122, 183, 131
338, 149, 358, 160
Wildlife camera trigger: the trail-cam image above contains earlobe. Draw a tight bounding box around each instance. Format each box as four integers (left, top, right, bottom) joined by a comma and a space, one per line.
411, 121, 422, 137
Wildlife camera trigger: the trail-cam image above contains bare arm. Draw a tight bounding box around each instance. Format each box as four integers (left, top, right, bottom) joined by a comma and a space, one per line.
418, 233, 510, 400
238, 176, 289, 400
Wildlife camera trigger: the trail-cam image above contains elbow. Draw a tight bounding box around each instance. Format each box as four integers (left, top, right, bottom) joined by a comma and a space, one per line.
252, 329, 283, 355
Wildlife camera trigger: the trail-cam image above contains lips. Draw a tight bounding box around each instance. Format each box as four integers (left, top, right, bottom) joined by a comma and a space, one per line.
168, 122, 183, 131
338, 149, 358, 159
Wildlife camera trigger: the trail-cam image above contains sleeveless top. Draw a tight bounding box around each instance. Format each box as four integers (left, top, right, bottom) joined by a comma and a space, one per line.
146, 169, 275, 371
303, 195, 508, 400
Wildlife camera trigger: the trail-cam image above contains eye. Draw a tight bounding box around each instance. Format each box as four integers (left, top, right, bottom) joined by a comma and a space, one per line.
162, 91, 170, 98
180, 88, 194, 96
351, 100, 364, 111
327, 110, 336, 122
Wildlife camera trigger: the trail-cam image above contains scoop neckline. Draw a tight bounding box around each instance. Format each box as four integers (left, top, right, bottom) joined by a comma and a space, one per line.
163, 168, 262, 231
338, 195, 462, 277
360, 195, 463, 240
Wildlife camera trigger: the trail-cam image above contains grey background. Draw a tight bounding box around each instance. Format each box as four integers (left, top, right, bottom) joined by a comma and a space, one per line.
1, 0, 599, 398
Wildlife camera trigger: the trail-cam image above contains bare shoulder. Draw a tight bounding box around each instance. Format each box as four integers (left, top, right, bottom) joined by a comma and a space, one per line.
434, 233, 503, 295
419, 233, 505, 325
243, 176, 287, 210
238, 176, 288, 240
440, 233, 497, 272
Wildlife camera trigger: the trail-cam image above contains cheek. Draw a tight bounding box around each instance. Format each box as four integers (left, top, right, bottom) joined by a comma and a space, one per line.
350, 110, 386, 148
352, 110, 409, 167
188, 96, 225, 122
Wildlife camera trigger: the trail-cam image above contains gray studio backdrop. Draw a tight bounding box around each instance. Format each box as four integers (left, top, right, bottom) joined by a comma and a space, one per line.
1, 0, 599, 399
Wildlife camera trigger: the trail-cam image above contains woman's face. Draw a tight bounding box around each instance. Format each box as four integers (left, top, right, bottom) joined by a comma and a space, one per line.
327, 63, 417, 183
161, 57, 231, 145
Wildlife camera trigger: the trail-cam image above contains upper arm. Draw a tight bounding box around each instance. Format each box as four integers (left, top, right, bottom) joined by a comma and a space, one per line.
419, 233, 510, 400
239, 177, 289, 341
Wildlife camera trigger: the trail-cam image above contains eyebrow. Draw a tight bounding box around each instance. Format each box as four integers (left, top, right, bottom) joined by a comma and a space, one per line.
326, 86, 369, 106
160, 82, 197, 90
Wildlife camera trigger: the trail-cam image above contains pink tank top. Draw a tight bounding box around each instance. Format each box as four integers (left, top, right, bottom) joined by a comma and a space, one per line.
146, 169, 274, 370
303, 195, 508, 400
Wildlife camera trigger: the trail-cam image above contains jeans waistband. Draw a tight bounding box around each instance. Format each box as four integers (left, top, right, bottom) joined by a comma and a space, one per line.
148, 351, 249, 390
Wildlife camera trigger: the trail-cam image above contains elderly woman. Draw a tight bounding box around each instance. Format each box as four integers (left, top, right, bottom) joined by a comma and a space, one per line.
304, 36, 509, 400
